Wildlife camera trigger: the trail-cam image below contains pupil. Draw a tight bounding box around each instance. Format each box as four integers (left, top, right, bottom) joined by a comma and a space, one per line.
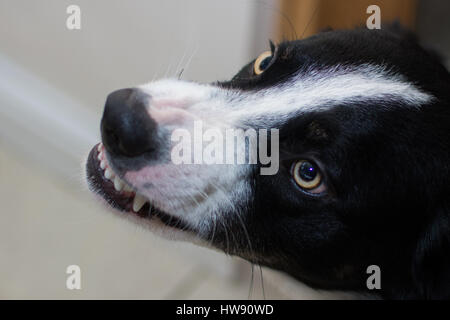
299, 162, 316, 181
259, 56, 271, 70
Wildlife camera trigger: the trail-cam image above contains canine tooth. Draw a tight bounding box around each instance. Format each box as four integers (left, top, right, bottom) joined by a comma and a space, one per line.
100, 160, 106, 169
114, 176, 124, 191
104, 168, 114, 180
97, 153, 102, 161
97, 144, 102, 152
133, 194, 147, 212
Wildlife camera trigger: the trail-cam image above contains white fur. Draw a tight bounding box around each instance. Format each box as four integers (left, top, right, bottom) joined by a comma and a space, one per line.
225, 64, 433, 126
129, 64, 433, 234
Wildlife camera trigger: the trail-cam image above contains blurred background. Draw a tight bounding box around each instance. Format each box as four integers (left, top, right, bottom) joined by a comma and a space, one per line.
0, 0, 449, 299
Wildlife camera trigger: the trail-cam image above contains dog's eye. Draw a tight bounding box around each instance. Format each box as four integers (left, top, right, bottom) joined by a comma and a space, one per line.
292, 160, 324, 193
253, 51, 273, 75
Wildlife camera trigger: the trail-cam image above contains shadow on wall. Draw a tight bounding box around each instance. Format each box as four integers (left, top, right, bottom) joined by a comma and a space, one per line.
417, 0, 450, 68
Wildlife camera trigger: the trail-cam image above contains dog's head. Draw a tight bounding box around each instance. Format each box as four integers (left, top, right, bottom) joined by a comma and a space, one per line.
85, 27, 450, 299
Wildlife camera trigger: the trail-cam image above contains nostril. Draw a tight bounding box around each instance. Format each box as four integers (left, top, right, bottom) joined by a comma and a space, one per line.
101, 88, 157, 157
104, 126, 119, 147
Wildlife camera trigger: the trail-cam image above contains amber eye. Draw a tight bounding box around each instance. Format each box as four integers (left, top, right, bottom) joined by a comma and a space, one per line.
253, 51, 273, 75
292, 160, 323, 192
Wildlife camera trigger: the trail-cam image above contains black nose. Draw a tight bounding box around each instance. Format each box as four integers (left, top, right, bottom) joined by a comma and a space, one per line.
101, 88, 157, 157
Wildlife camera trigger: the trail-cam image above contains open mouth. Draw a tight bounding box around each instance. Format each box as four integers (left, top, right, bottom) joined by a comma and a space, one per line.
86, 143, 191, 231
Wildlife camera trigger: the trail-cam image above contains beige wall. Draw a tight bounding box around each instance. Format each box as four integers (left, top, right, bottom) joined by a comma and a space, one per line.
0, 0, 286, 299
0, 0, 268, 108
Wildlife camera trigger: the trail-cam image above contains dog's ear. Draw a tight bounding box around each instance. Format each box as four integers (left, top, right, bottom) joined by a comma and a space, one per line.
412, 204, 450, 299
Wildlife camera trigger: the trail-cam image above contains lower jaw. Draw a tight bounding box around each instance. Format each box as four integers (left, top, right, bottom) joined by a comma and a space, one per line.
85, 143, 192, 231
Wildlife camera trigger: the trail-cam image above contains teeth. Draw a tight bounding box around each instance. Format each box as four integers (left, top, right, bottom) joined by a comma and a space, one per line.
133, 194, 147, 212
97, 152, 102, 161
97, 143, 102, 152
104, 168, 114, 180
100, 160, 106, 169
114, 176, 124, 191
123, 184, 133, 192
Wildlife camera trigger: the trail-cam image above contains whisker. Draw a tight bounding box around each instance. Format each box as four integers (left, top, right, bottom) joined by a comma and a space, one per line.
253, 0, 298, 41
259, 264, 266, 300
206, 213, 217, 247
174, 45, 189, 78
177, 68, 185, 79
300, 0, 320, 39
207, 179, 254, 259
179, 43, 199, 78
219, 218, 231, 254
248, 263, 255, 300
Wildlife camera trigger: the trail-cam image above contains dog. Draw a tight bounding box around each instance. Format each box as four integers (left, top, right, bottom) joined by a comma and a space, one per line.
85, 25, 450, 299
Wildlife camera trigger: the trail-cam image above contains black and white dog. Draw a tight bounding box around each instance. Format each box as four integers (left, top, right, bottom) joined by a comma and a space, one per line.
86, 26, 450, 299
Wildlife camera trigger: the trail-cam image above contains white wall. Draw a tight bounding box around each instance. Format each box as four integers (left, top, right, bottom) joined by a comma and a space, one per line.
0, 0, 272, 108
0, 0, 277, 177
0, 0, 285, 299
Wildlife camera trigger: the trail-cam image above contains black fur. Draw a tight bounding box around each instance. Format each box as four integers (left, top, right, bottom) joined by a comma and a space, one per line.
212, 27, 450, 299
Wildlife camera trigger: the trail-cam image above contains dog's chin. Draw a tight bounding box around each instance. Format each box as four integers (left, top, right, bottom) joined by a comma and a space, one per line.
85, 143, 200, 242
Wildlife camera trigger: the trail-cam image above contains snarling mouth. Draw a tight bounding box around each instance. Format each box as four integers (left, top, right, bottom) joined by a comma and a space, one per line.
85, 143, 192, 231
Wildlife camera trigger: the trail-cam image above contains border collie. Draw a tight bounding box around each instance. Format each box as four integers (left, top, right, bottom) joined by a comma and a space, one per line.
85, 25, 450, 300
